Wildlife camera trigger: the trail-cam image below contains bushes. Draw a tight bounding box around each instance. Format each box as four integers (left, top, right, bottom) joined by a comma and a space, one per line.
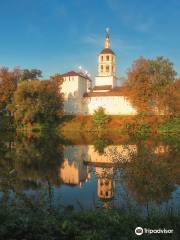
92, 107, 110, 130
0, 202, 179, 240
158, 118, 180, 134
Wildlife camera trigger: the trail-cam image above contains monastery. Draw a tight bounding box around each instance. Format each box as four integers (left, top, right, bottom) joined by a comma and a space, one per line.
60, 29, 136, 115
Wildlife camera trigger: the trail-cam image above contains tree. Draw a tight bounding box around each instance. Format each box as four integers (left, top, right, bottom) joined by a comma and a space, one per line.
20, 69, 42, 81
168, 78, 180, 117
92, 107, 110, 130
50, 73, 64, 86
0, 67, 21, 114
124, 57, 177, 115
11, 79, 64, 126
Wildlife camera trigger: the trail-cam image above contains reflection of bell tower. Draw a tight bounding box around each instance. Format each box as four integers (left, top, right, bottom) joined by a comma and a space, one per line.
96, 166, 115, 208
98, 178, 115, 200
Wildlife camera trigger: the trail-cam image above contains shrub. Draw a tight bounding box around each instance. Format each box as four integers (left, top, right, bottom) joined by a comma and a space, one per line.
92, 107, 110, 130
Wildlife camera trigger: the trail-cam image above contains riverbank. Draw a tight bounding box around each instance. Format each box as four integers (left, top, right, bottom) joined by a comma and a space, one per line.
58, 115, 180, 135
0, 199, 179, 240
1, 115, 180, 135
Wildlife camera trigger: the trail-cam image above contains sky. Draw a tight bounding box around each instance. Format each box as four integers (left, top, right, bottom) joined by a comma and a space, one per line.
0, 0, 180, 80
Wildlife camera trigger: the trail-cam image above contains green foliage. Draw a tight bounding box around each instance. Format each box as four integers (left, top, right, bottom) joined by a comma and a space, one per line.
92, 107, 110, 130
158, 118, 180, 134
11, 80, 63, 126
125, 122, 151, 139
93, 138, 109, 155
0, 195, 179, 240
20, 68, 42, 81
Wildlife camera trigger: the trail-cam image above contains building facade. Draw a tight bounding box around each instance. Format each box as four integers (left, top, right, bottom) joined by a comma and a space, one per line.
60, 30, 136, 115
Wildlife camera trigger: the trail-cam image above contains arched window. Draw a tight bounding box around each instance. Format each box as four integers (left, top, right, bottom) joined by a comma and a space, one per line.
106, 55, 109, 61
106, 65, 109, 72
101, 65, 103, 71
101, 56, 103, 61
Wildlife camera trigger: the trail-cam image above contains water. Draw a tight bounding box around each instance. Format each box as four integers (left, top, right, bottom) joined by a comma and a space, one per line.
0, 131, 179, 213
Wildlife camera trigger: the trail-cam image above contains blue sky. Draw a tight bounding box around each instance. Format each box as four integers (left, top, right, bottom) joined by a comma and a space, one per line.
0, 0, 180, 80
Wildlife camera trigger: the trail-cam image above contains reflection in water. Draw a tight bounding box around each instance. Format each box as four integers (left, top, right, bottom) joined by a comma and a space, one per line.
0, 132, 179, 211
60, 146, 90, 186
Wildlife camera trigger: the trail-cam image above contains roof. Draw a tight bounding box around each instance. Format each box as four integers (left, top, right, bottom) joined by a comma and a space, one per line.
93, 85, 112, 91
61, 71, 91, 81
83, 87, 127, 97
100, 48, 115, 55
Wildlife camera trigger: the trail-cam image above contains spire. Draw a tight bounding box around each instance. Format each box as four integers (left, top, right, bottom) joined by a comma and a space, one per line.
105, 27, 110, 48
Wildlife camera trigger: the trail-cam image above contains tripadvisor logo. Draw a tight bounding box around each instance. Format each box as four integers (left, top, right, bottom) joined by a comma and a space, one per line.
135, 227, 174, 236
135, 227, 143, 235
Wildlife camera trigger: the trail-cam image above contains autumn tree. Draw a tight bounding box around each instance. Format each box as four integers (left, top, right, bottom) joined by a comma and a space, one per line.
168, 78, 180, 117
124, 57, 177, 115
0, 67, 21, 115
11, 79, 64, 126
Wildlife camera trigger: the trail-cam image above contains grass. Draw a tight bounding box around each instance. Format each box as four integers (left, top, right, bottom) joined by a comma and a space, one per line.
158, 118, 180, 134
0, 195, 179, 240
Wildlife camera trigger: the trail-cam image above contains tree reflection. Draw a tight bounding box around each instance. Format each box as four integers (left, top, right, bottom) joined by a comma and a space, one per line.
93, 133, 111, 155
0, 132, 64, 193
114, 138, 180, 205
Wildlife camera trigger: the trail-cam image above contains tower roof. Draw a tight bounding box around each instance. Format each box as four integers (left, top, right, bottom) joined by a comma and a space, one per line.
100, 48, 115, 55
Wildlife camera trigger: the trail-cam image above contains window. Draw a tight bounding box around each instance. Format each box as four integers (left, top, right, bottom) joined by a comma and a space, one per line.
101, 56, 103, 61
106, 191, 109, 197
106, 65, 109, 72
101, 65, 103, 71
106, 55, 109, 61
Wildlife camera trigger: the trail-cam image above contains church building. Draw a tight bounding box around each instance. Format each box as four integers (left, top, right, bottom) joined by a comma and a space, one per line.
60, 29, 136, 115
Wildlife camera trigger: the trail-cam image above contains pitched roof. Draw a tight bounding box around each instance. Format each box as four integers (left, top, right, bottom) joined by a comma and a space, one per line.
84, 87, 127, 97
61, 71, 91, 81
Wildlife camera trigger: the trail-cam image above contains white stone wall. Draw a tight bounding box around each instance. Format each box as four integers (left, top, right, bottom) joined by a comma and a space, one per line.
63, 95, 136, 115
85, 96, 136, 115
61, 75, 90, 115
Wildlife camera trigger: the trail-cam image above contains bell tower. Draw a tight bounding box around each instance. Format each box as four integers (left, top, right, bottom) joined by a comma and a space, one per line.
95, 28, 117, 88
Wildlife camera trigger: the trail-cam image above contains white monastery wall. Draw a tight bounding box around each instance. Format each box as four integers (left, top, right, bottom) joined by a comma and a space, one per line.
63, 95, 137, 115
86, 96, 137, 115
